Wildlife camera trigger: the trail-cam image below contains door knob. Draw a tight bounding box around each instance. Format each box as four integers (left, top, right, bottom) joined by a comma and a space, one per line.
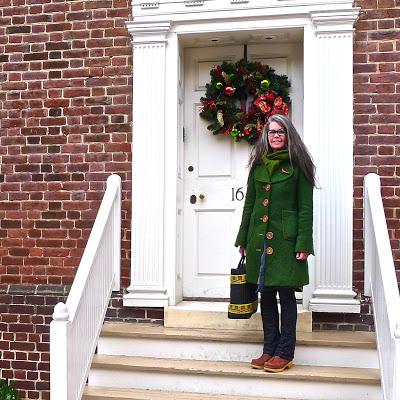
190, 193, 206, 204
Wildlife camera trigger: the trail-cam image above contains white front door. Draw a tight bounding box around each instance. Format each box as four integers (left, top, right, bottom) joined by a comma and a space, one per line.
183, 43, 303, 299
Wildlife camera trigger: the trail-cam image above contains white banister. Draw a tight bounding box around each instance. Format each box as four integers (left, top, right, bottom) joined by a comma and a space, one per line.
50, 174, 121, 400
364, 173, 400, 400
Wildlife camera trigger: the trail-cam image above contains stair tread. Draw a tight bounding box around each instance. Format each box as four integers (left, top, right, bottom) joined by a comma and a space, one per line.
91, 354, 381, 384
83, 386, 296, 400
101, 322, 376, 348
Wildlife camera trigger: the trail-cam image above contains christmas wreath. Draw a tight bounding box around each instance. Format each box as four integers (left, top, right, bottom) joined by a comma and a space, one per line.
199, 59, 291, 144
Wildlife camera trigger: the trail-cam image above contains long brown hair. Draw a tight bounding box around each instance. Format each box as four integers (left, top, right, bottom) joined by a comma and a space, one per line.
248, 114, 316, 187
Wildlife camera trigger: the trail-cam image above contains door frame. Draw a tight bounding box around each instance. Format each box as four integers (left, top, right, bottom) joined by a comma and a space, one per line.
124, 2, 361, 313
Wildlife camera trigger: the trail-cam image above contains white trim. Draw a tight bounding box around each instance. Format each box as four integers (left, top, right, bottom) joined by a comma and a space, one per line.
125, 1, 361, 312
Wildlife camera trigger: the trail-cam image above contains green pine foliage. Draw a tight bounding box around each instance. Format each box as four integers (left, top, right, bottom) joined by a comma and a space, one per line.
0, 378, 20, 400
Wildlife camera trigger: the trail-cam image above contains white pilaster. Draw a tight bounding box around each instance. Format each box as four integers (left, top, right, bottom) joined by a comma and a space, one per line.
307, 9, 361, 313
124, 22, 172, 307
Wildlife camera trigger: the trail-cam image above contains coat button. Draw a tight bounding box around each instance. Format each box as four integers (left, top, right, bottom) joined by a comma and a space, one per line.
260, 215, 269, 223
265, 247, 274, 255
266, 231, 274, 239
262, 198, 269, 207
264, 184, 271, 192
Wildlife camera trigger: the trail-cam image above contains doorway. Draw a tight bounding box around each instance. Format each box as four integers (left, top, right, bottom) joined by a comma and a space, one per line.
182, 36, 304, 299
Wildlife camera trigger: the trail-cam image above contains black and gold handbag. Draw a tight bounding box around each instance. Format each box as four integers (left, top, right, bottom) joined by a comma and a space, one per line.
228, 255, 258, 319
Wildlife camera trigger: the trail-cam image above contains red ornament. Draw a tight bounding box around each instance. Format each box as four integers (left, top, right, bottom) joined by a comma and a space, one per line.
225, 86, 236, 96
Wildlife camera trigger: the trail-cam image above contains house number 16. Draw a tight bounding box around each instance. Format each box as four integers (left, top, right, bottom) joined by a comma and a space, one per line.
231, 187, 244, 201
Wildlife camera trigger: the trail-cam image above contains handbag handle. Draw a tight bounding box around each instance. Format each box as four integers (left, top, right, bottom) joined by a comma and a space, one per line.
237, 254, 246, 269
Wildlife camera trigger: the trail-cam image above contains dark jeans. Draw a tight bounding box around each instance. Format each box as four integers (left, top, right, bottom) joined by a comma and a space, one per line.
260, 286, 297, 360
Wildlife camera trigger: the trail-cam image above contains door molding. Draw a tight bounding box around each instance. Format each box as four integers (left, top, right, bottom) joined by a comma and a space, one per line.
124, 1, 361, 312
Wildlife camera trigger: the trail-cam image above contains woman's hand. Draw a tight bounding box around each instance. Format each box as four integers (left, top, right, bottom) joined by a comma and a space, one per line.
239, 247, 246, 256
296, 252, 309, 261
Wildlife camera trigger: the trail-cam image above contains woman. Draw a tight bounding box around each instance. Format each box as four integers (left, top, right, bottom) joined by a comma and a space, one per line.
235, 114, 315, 373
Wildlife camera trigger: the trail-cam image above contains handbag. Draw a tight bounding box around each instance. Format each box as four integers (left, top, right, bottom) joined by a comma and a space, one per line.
228, 255, 258, 319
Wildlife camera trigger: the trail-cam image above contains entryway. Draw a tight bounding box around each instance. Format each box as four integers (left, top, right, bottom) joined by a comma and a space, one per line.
124, 2, 360, 313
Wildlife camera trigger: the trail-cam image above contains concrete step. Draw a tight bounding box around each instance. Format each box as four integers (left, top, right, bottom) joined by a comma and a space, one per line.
164, 301, 312, 332
82, 386, 297, 400
88, 355, 382, 400
98, 322, 379, 369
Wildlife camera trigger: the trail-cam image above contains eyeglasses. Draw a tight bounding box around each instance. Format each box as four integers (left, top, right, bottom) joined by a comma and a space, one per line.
267, 129, 286, 137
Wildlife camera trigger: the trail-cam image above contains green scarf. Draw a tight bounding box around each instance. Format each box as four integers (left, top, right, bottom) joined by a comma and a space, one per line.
261, 149, 290, 178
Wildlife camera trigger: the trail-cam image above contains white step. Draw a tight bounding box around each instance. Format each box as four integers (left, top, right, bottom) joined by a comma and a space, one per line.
83, 386, 297, 400
88, 355, 382, 400
165, 301, 312, 332
98, 323, 379, 369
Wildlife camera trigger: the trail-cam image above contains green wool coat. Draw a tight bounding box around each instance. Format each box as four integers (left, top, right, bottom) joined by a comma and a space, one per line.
235, 160, 314, 289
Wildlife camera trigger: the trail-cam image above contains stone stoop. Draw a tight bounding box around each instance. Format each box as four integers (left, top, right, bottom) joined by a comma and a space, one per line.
164, 301, 312, 332
84, 320, 382, 400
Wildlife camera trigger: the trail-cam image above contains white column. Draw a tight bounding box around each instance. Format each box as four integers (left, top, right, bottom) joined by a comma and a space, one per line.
306, 10, 360, 313
124, 22, 171, 307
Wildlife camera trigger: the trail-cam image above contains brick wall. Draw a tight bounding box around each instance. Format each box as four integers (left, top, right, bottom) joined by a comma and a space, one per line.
0, 1, 133, 397
0, 285, 66, 400
2, 0, 397, 295
0, 0, 133, 289
352, 0, 400, 291
312, 0, 400, 332
0, 0, 399, 397
0, 285, 162, 400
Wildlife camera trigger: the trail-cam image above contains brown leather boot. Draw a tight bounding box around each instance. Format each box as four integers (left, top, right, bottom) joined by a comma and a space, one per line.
263, 356, 294, 372
250, 354, 273, 369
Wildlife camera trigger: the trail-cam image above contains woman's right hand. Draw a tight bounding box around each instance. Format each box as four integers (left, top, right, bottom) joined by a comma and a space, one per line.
239, 247, 246, 256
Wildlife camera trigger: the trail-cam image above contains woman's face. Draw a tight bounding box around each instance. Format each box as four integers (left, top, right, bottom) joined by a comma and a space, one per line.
267, 121, 287, 152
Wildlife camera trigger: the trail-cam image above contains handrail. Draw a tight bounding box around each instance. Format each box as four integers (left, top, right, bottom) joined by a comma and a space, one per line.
364, 173, 400, 400
50, 174, 121, 400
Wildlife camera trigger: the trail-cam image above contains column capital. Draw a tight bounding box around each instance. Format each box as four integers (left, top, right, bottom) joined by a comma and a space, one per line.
126, 20, 172, 44
310, 8, 361, 34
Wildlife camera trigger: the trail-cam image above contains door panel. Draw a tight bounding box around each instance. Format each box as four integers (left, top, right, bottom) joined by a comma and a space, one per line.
197, 211, 233, 276
196, 108, 234, 177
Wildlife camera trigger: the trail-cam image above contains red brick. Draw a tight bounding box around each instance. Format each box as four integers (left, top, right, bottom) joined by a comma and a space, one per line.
46, 23, 72, 32
63, 88, 91, 98
370, 52, 400, 63
370, 73, 400, 83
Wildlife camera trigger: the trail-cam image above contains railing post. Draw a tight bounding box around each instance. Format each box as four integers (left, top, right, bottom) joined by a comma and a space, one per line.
364, 174, 378, 297
50, 302, 70, 400
107, 174, 121, 292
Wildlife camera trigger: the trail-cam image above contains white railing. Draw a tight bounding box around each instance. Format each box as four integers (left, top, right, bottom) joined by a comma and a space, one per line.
364, 173, 400, 400
50, 174, 121, 400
